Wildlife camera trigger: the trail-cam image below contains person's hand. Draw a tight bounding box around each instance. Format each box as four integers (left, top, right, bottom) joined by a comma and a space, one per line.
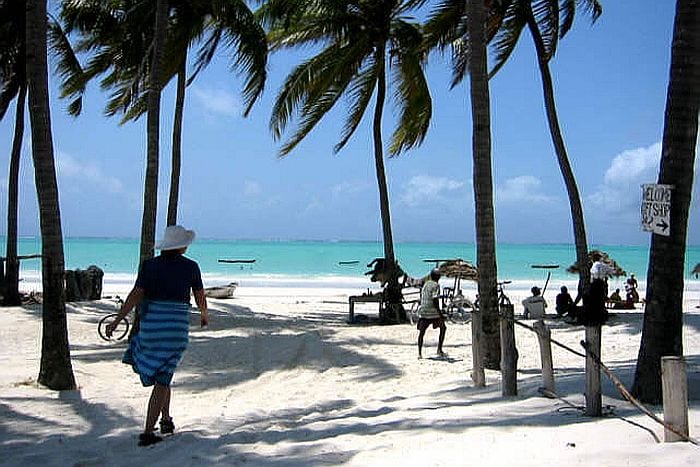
105, 321, 116, 337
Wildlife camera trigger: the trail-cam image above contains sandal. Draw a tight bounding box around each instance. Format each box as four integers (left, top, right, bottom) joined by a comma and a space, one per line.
138, 432, 163, 447
159, 417, 175, 435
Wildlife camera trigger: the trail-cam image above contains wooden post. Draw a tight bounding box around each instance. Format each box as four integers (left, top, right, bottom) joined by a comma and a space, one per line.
534, 320, 555, 397
500, 303, 517, 396
471, 307, 485, 387
585, 325, 602, 416
662, 356, 689, 442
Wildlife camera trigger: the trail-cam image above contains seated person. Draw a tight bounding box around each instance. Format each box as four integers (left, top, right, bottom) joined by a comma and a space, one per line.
608, 288, 623, 308
555, 286, 574, 318
522, 286, 547, 319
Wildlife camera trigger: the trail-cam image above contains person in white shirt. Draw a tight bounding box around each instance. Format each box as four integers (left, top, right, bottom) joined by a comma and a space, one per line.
522, 286, 547, 319
587, 253, 612, 325
416, 269, 446, 359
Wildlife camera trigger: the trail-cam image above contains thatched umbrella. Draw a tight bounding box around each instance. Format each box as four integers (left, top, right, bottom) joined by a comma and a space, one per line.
566, 249, 627, 277
437, 259, 478, 295
693, 263, 700, 279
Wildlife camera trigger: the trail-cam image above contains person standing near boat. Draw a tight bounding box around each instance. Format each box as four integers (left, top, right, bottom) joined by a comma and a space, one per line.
106, 225, 208, 446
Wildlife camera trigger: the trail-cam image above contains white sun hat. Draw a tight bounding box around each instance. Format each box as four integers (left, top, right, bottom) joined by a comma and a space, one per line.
156, 225, 196, 251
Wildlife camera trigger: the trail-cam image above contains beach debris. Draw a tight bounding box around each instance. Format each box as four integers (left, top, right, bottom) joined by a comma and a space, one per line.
65, 265, 104, 301
693, 263, 700, 278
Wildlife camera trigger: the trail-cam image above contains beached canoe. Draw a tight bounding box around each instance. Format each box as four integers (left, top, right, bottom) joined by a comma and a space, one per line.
204, 282, 238, 299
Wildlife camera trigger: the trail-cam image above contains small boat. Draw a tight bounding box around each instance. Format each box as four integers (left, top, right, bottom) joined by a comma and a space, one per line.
204, 282, 238, 299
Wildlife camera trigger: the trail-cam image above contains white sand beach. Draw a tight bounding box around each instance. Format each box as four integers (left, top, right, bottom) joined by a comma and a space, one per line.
2, 280, 699, 466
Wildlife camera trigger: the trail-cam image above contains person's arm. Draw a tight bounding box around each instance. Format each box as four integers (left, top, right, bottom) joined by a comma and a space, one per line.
106, 286, 144, 336
193, 289, 208, 327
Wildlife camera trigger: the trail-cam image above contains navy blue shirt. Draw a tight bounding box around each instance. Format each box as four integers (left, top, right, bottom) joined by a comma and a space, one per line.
135, 252, 204, 303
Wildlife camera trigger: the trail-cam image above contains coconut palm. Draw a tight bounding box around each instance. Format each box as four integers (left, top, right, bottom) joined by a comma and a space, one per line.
632, 0, 699, 404
261, 0, 432, 323
25, 0, 76, 390
60, 0, 267, 233
1, 1, 81, 306
467, 0, 500, 372
486, 0, 602, 300
0, 0, 26, 306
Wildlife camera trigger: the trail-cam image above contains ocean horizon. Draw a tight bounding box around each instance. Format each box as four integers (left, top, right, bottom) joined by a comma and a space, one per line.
5, 237, 699, 292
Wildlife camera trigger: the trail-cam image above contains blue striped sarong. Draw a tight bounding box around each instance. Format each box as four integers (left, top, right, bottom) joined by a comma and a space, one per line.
122, 300, 190, 387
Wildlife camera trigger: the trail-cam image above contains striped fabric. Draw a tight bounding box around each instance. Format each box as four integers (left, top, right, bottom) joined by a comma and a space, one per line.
122, 300, 191, 386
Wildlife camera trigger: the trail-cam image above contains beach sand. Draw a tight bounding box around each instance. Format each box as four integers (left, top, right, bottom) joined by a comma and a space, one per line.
1, 281, 699, 466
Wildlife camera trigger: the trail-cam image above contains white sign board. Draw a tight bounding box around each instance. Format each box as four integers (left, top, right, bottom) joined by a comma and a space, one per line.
641, 183, 672, 236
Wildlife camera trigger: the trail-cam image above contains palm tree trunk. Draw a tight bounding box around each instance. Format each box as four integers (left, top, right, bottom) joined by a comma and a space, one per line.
139, 0, 168, 264
3, 84, 27, 306
372, 47, 403, 324
469, 0, 500, 369
632, 0, 699, 404
167, 59, 186, 227
523, 4, 591, 298
26, 0, 76, 390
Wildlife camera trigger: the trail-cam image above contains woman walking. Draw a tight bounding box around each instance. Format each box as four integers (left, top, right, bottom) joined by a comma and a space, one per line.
106, 225, 208, 446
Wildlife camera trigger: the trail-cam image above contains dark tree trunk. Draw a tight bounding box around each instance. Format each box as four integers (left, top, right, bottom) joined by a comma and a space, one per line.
469, 0, 500, 369
139, 0, 168, 265
167, 60, 186, 227
372, 47, 404, 324
26, 0, 76, 390
523, 4, 591, 299
3, 85, 26, 306
632, 0, 699, 404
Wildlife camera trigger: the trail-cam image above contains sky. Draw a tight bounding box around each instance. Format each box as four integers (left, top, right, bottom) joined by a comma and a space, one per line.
1, 0, 698, 246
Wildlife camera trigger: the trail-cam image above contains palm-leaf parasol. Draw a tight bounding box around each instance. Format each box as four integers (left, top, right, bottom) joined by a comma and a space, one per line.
437, 258, 479, 280
567, 249, 627, 277
693, 263, 700, 278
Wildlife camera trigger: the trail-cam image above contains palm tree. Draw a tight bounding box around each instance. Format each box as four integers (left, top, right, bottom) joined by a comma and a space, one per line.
25, 0, 76, 390
261, 0, 432, 323
60, 0, 268, 231
0, 0, 26, 306
632, 0, 699, 404
425, 0, 510, 368
1, 1, 81, 306
467, 0, 500, 375
487, 0, 602, 300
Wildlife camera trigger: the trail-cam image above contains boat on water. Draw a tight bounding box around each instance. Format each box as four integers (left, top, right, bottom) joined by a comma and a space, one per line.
204, 282, 238, 299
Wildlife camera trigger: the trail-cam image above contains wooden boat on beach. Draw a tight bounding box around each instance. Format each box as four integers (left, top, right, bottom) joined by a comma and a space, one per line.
204, 282, 238, 299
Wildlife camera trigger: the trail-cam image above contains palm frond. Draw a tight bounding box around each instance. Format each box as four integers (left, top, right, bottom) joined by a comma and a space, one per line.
531, 0, 560, 60
488, 2, 525, 79
389, 20, 431, 155
48, 15, 86, 116
335, 58, 377, 152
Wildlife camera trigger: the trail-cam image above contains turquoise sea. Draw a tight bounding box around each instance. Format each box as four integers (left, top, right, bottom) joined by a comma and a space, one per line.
6, 237, 700, 289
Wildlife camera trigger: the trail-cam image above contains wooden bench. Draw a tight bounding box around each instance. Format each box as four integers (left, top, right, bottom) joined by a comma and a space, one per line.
348, 293, 384, 323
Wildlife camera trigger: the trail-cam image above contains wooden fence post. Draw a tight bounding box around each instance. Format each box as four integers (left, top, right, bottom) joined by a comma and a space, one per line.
534, 320, 555, 397
662, 356, 689, 442
585, 325, 602, 416
471, 307, 485, 387
500, 303, 517, 396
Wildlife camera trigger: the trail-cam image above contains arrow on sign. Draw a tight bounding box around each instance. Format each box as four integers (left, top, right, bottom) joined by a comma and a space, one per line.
656, 220, 669, 232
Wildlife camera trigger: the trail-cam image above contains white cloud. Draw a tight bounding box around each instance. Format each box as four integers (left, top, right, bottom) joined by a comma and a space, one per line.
496, 175, 556, 205
56, 152, 124, 194
243, 180, 261, 196
400, 175, 466, 207
588, 142, 662, 215
332, 181, 367, 196
191, 86, 241, 117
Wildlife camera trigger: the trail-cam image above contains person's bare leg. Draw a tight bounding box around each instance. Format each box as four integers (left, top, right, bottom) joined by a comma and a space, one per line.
160, 386, 171, 421
417, 328, 426, 359
145, 383, 169, 433
437, 323, 446, 356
